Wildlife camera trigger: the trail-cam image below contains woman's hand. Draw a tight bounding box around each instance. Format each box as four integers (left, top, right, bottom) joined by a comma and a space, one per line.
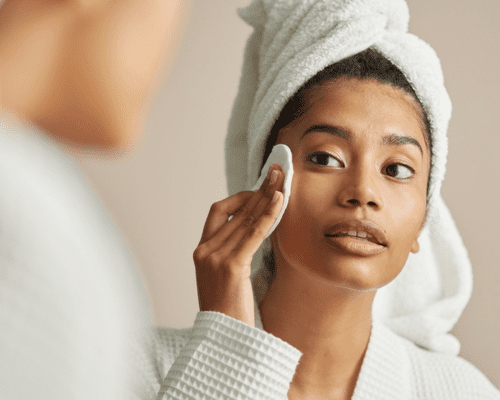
193, 164, 285, 327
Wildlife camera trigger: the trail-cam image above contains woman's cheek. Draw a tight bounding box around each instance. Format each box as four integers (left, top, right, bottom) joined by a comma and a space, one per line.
389, 191, 426, 251
292, 168, 328, 203
278, 174, 312, 236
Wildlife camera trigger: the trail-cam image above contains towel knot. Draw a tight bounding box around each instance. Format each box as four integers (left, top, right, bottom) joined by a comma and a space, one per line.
238, 0, 410, 33
385, 0, 410, 32
237, 0, 267, 29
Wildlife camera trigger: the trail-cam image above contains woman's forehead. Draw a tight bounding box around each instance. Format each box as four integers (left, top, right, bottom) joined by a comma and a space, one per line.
280, 78, 427, 148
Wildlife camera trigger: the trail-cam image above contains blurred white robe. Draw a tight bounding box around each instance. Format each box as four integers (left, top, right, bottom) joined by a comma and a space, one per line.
0, 111, 152, 400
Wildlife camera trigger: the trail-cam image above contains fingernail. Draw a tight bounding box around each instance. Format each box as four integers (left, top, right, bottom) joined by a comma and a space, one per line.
267, 164, 275, 178
271, 191, 279, 203
270, 169, 278, 185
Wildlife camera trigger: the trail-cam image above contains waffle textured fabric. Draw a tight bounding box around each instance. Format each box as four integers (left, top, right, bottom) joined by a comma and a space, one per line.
134, 311, 500, 399
225, 0, 474, 356
0, 112, 151, 399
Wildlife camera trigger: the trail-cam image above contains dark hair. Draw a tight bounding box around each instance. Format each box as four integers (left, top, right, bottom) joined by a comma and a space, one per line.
261, 47, 433, 203
261, 48, 433, 277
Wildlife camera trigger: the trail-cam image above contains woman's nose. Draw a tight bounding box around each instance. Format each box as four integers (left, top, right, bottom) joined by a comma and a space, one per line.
337, 166, 383, 210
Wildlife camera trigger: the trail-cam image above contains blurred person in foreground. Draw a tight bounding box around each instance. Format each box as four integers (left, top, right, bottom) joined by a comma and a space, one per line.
0, 0, 190, 398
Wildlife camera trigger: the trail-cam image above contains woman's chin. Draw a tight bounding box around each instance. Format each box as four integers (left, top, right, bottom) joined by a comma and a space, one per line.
276, 238, 402, 292
294, 256, 390, 292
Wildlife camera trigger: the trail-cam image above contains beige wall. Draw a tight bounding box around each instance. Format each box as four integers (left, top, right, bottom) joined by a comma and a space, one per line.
72, 0, 500, 388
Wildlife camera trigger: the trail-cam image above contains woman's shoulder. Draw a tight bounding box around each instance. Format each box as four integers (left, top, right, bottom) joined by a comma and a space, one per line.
402, 338, 500, 399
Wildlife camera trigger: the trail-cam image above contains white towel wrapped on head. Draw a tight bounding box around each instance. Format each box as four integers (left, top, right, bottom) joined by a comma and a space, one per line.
225, 0, 473, 355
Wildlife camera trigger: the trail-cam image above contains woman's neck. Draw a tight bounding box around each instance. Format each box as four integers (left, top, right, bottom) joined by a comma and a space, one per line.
258, 258, 376, 398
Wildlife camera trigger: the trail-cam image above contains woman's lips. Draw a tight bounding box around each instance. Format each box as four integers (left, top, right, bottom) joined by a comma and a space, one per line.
325, 234, 387, 256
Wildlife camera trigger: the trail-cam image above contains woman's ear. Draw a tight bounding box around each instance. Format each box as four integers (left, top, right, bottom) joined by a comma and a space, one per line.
410, 228, 422, 253
411, 237, 420, 254
411, 210, 427, 254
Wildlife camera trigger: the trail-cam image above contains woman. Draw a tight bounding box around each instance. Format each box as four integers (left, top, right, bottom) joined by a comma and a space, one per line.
135, 0, 500, 399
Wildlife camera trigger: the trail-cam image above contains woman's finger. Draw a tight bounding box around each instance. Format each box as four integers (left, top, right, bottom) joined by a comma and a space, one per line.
199, 190, 255, 245
200, 164, 281, 246
231, 190, 283, 266
215, 167, 284, 258
202, 165, 284, 254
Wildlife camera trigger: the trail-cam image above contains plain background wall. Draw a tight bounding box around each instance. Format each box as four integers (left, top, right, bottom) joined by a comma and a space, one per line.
71, 0, 500, 389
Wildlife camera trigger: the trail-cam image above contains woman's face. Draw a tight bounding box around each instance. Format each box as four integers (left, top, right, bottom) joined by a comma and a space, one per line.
271, 77, 430, 291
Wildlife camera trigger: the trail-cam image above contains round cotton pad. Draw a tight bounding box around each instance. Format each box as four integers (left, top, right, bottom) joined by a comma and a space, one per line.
251, 144, 294, 239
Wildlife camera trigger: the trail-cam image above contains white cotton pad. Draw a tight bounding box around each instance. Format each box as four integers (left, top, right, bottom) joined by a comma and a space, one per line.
251, 144, 294, 239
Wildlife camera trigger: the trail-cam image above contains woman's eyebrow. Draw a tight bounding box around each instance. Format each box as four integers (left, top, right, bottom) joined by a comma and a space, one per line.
301, 124, 351, 141
301, 124, 423, 158
381, 133, 423, 158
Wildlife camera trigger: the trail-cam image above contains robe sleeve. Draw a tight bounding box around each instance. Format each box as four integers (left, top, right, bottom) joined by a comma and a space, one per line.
133, 311, 302, 400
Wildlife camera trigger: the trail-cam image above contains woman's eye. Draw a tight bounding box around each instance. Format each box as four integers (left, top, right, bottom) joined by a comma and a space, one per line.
307, 152, 341, 167
386, 164, 414, 180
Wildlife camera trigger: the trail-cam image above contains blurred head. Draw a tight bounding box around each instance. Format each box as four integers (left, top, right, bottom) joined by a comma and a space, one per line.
263, 49, 432, 290
0, 0, 191, 151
